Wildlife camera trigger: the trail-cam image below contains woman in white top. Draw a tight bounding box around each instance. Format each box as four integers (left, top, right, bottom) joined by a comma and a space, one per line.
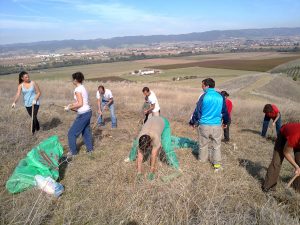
65, 72, 93, 157
12, 71, 41, 134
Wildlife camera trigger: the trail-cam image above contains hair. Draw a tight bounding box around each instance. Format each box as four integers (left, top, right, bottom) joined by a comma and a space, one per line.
18, 71, 28, 84
142, 87, 150, 93
202, 78, 215, 88
221, 91, 229, 97
98, 85, 105, 91
72, 72, 84, 83
263, 104, 273, 113
139, 134, 152, 154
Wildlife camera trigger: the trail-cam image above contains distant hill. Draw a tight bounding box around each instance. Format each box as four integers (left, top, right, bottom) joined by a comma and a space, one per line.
1, 27, 300, 53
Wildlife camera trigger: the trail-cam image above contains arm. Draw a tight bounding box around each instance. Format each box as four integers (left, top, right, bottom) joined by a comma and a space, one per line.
150, 146, 160, 173
32, 81, 41, 101
103, 97, 113, 110
189, 94, 204, 126
144, 103, 155, 114
283, 142, 300, 175
97, 98, 102, 115
221, 95, 229, 126
137, 149, 144, 173
273, 112, 281, 126
12, 84, 22, 105
69, 92, 83, 110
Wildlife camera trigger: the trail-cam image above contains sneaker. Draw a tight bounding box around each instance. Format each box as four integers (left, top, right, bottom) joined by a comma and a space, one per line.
124, 157, 130, 162
213, 163, 223, 172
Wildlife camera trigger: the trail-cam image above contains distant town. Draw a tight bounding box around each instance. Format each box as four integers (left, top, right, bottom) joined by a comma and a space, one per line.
1, 36, 300, 75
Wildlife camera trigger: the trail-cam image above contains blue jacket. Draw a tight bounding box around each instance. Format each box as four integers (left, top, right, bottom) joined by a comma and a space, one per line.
189, 88, 229, 126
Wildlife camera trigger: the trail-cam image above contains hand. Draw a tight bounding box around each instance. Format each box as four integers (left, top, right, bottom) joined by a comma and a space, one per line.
32, 99, 37, 105
64, 105, 70, 112
222, 124, 227, 129
295, 167, 300, 176
272, 122, 275, 126
98, 109, 102, 115
11, 103, 16, 108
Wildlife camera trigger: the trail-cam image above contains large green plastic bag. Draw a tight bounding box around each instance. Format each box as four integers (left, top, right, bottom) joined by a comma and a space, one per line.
6, 135, 64, 194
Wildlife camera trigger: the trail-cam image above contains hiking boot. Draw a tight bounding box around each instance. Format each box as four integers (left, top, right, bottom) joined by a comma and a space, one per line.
213, 163, 223, 172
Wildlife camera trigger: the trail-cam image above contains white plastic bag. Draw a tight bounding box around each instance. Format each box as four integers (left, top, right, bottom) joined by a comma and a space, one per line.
34, 175, 64, 197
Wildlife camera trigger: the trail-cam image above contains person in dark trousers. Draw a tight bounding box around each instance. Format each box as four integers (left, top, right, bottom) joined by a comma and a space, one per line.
221, 91, 232, 142
12, 71, 41, 134
262, 123, 300, 192
261, 104, 281, 138
189, 78, 229, 172
65, 72, 93, 159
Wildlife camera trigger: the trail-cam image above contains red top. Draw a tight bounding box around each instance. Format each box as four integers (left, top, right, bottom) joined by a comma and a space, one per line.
265, 104, 279, 119
280, 123, 300, 149
226, 98, 233, 118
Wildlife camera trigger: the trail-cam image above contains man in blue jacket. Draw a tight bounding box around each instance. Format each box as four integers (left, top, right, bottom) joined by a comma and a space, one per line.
189, 78, 229, 171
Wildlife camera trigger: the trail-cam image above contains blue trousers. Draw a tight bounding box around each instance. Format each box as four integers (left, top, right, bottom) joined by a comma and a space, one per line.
261, 115, 281, 137
97, 102, 117, 128
68, 111, 93, 155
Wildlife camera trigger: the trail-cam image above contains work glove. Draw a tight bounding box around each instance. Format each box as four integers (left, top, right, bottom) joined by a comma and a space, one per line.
32, 99, 37, 105
64, 105, 70, 112
11, 103, 16, 108
147, 172, 155, 181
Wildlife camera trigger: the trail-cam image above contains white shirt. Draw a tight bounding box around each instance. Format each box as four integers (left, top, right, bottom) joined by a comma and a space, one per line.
147, 91, 160, 112
96, 89, 113, 102
74, 85, 91, 114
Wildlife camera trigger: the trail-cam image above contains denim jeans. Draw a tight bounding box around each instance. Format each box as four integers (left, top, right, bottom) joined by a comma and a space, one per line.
261, 115, 281, 137
97, 102, 117, 127
68, 110, 93, 155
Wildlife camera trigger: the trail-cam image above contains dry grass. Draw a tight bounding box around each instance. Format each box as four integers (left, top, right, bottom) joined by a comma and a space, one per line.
0, 74, 300, 225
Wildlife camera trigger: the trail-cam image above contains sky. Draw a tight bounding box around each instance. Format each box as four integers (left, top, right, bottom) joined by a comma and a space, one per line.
0, 0, 300, 44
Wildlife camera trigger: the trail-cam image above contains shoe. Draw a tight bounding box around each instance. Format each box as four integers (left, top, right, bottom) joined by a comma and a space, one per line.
98, 123, 105, 127
124, 157, 130, 162
112, 125, 117, 128
87, 151, 94, 159
213, 163, 223, 172
66, 152, 75, 162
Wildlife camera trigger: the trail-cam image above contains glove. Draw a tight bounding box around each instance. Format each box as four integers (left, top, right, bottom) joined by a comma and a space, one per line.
11, 103, 16, 108
64, 105, 70, 112
147, 172, 155, 181
32, 99, 37, 105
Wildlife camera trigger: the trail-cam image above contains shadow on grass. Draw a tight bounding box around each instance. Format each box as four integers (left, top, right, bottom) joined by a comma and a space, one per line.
238, 158, 267, 183
42, 117, 62, 131
240, 129, 261, 135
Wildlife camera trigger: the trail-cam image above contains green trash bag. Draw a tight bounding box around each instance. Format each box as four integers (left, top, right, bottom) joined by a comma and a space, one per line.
6, 135, 64, 194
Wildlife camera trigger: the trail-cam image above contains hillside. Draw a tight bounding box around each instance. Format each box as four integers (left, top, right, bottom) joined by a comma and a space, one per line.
0, 72, 299, 224
1, 27, 300, 53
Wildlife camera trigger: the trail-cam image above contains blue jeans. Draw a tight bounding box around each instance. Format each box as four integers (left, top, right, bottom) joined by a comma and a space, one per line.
97, 102, 117, 128
68, 110, 93, 155
261, 115, 281, 137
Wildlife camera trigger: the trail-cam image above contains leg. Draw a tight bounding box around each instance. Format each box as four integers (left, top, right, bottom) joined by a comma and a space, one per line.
81, 111, 93, 152
211, 126, 223, 165
109, 103, 117, 128
262, 133, 286, 190
261, 115, 270, 137
144, 113, 149, 124
224, 118, 231, 141
292, 148, 300, 192
33, 105, 40, 132
25, 107, 33, 133
198, 125, 210, 162
161, 118, 179, 169
275, 115, 282, 137
68, 113, 90, 155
